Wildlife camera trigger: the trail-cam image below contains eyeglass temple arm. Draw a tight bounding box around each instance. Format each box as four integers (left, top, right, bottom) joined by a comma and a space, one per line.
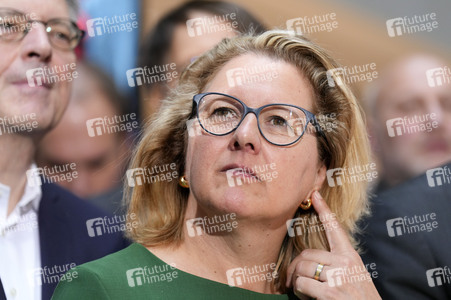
189, 97, 199, 119
310, 115, 330, 147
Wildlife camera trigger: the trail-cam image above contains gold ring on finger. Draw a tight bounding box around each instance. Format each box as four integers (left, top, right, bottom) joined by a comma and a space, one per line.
313, 263, 324, 281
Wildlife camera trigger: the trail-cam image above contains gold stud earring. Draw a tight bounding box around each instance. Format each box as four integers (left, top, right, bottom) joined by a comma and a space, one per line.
300, 198, 312, 210
179, 175, 189, 188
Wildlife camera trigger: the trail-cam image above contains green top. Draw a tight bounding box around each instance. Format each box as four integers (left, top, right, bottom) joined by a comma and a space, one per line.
52, 243, 298, 299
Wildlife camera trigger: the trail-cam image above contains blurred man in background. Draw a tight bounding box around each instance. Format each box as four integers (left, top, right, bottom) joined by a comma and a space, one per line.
138, 0, 266, 121
0, 1, 128, 299
36, 62, 131, 214
360, 55, 451, 299
364, 54, 451, 192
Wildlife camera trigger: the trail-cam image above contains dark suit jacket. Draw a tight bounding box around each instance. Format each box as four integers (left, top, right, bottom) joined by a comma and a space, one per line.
0, 182, 130, 300
359, 162, 451, 300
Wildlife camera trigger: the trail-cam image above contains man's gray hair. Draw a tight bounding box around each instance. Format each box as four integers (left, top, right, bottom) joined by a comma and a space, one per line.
65, 0, 79, 20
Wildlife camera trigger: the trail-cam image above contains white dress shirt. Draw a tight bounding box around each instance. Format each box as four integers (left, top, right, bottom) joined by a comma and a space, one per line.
0, 164, 42, 300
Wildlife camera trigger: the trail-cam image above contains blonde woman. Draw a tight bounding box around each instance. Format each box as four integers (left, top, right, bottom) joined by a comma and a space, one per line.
53, 30, 381, 299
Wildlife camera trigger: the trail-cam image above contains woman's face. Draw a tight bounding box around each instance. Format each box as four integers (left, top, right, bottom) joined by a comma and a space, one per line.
185, 54, 326, 225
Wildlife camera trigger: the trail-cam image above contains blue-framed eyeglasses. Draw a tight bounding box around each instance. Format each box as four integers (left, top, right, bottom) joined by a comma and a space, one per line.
191, 92, 328, 146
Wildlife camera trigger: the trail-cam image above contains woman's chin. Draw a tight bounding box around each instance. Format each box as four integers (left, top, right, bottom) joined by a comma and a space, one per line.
207, 188, 264, 217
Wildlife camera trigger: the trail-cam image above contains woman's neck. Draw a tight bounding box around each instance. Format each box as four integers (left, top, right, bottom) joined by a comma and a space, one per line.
148, 212, 288, 294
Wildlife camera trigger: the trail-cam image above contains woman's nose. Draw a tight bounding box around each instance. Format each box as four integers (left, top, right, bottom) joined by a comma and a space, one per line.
229, 113, 262, 153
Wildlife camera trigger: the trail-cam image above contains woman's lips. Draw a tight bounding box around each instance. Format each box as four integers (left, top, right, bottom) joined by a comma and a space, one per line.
221, 164, 260, 181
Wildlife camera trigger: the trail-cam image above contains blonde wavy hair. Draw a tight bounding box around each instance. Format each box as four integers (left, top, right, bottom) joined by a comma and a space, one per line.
126, 30, 371, 293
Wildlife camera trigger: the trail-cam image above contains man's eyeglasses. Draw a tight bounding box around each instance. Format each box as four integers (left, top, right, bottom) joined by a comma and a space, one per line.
191, 92, 328, 146
0, 8, 85, 50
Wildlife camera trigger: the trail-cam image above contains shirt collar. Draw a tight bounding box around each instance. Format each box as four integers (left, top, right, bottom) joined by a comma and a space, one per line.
0, 163, 42, 220
20, 163, 42, 213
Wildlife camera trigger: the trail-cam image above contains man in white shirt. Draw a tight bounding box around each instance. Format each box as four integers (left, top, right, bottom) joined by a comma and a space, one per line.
0, 1, 128, 299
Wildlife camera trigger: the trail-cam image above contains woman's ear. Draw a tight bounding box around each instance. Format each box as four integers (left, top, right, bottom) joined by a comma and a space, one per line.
302, 163, 327, 204
313, 163, 327, 191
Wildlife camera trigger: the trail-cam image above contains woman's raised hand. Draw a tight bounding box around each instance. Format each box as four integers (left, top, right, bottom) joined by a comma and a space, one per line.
286, 191, 381, 300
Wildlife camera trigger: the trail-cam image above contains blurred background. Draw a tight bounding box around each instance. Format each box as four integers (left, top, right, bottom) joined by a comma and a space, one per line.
142, 0, 451, 98
73, 0, 451, 127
